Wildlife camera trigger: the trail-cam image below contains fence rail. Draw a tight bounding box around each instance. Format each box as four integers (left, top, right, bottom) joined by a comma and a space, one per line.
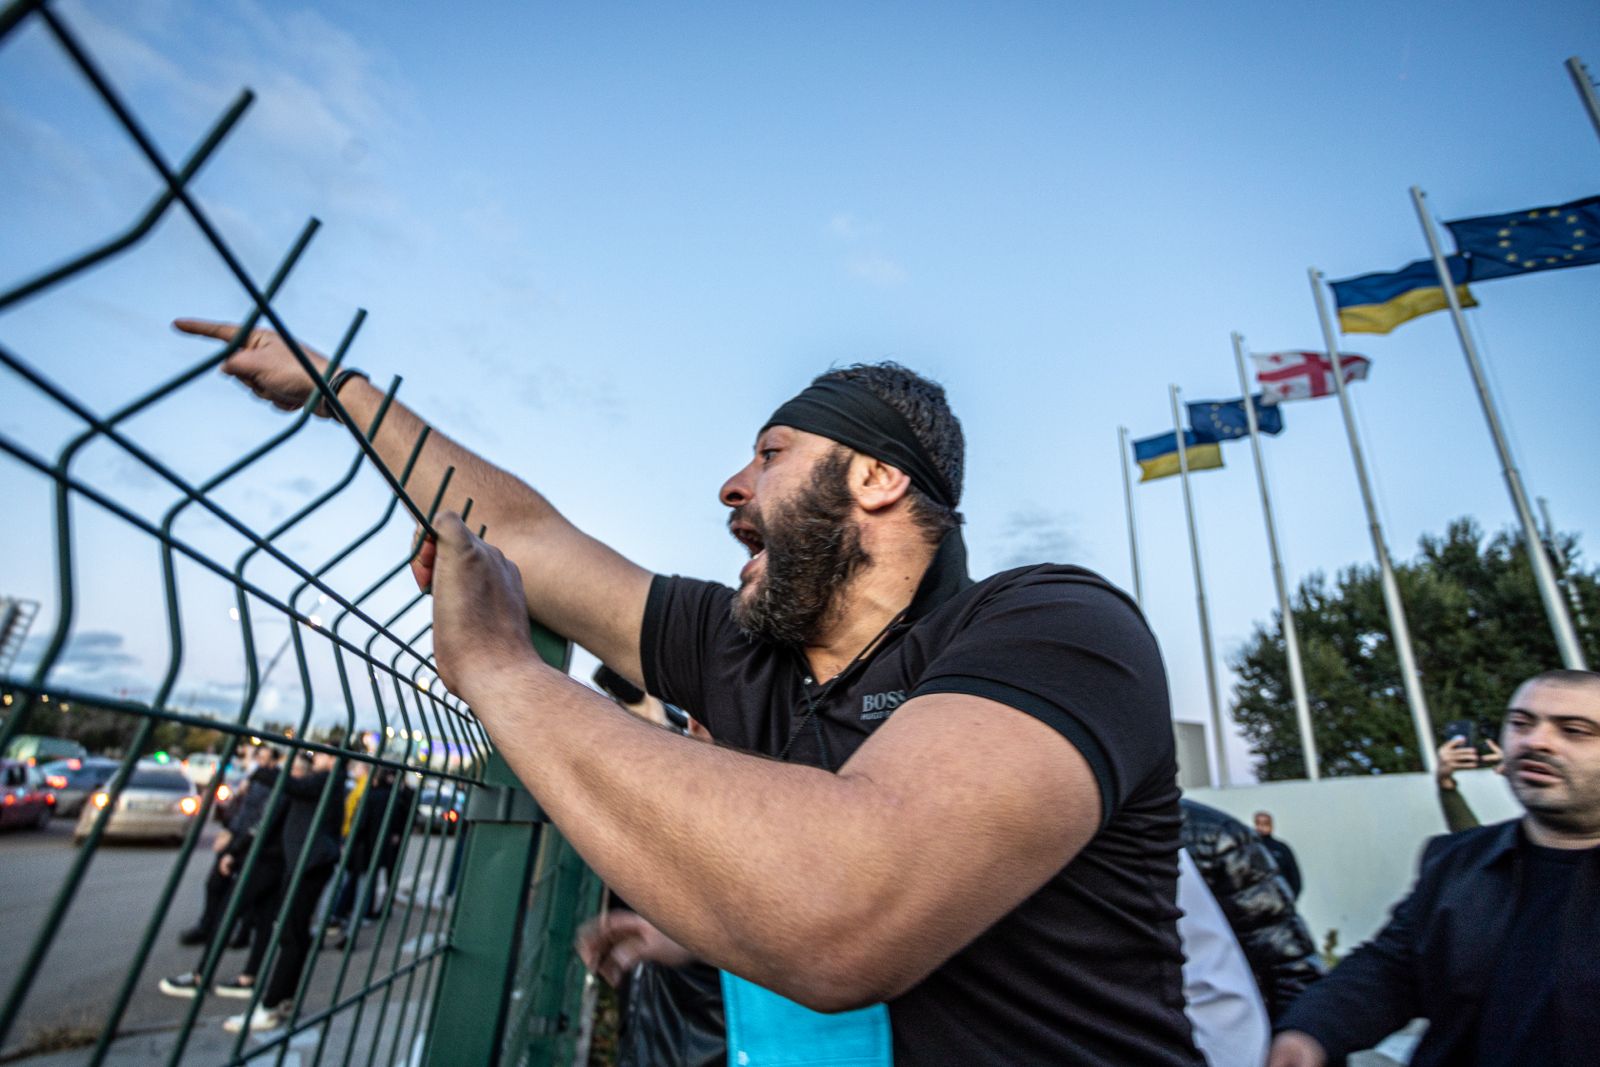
0, 1, 601, 1062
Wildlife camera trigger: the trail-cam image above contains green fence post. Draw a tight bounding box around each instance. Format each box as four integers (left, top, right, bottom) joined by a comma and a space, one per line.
502, 830, 607, 1066
422, 623, 596, 1067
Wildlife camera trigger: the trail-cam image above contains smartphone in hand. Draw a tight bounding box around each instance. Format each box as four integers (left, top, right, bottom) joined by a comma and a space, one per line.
1444, 719, 1480, 751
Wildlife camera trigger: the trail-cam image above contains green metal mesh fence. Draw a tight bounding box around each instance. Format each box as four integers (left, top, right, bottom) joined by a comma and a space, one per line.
0, 1, 602, 1063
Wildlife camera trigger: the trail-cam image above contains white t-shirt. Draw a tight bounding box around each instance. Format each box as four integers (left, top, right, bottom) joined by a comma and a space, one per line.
1177, 848, 1270, 1067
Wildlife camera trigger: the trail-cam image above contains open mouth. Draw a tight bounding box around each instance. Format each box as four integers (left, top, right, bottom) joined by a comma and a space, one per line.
730, 520, 766, 558
729, 519, 767, 583
1515, 761, 1563, 785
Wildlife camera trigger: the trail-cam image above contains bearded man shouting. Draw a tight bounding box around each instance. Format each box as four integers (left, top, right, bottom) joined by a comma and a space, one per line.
192, 317, 1201, 1066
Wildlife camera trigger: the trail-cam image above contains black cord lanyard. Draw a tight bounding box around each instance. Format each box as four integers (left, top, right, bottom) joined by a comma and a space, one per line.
776, 609, 908, 771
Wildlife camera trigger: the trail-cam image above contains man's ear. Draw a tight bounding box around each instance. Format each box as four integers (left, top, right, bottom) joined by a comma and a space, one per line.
852, 454, 913, 513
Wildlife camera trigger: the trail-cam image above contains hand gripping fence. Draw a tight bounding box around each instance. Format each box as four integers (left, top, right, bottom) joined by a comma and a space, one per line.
0, 3, 605, 1064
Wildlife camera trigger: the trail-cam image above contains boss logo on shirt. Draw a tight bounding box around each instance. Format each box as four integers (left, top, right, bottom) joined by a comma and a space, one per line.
861, 690, 907, 720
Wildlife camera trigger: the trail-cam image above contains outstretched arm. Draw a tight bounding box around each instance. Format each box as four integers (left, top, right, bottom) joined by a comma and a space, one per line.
180, 320, 653, 682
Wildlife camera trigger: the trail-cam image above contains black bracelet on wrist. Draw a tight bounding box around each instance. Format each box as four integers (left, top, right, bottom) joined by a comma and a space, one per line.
319, 368, 370, 417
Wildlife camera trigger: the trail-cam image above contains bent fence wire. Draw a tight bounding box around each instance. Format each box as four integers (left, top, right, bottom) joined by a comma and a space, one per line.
0, 2, 603, 1064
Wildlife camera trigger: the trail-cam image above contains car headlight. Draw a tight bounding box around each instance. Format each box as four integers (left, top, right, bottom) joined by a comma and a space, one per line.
178, 796, 200, 816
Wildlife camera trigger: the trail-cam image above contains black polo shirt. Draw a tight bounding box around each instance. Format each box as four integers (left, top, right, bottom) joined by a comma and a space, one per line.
641, 532, 1199, 1066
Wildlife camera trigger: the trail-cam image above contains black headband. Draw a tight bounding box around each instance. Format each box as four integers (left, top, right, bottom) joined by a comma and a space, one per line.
760, 378, 958, 509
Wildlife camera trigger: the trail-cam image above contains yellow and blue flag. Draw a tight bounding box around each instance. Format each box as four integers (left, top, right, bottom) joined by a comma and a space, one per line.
1186, 397, 1283, 442
1446, 195, 1600, 280
1132, 430, 1223, 483
1329, 256, 1476, 335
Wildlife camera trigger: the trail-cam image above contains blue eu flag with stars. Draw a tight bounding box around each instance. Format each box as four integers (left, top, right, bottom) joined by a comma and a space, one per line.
1186, 396, 1284, 443
1447, 195, 1600, 281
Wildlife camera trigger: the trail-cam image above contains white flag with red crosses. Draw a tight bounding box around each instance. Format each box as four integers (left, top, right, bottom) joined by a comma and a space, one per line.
1250, 351, 1371, 403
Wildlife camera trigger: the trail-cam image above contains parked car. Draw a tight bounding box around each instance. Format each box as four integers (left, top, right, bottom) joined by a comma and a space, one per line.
413, 783, 466, 833
1, 758, 56, 830
4, 733, 88, 766
180, 752, 221, 789
177, 751, 244, 818
39, 756, 120, 818
74, 762, 202, 844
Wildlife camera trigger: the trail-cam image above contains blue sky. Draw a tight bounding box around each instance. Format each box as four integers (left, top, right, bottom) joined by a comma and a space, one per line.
2, 0, 1597, 780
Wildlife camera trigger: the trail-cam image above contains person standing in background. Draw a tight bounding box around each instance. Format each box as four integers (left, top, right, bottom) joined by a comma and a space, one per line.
1253, 811, 1302, 900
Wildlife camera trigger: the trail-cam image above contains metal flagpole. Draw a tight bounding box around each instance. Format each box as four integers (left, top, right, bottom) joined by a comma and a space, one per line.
1568, 57, 1600, 143
1118, 426, 1144, 610
1170, 385, 1229, 787
1538, 496, 1592, 639
1308, 270, 1438, 773
1410, 186, 1588, 670
1232, 333, 1318, 780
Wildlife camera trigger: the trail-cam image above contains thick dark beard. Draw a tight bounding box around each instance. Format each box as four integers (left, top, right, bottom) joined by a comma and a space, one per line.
731, 449, 870, 645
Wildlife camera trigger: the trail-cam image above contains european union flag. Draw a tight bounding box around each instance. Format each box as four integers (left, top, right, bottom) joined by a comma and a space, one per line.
1186, 397, 1284, 442
1447, 195, 1600, 281
1329, 256, 1477, 334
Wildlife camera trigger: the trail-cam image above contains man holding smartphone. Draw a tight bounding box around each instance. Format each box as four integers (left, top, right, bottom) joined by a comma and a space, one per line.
1436, 723, 1504, 834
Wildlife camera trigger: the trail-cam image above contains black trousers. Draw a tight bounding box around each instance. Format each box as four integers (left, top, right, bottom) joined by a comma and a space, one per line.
236, 853, 287, 979
197, 854, 234, 938
261, 862, 335, 1007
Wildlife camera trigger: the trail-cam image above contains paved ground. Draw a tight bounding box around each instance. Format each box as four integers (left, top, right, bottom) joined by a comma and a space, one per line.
0, 817, 458, 1066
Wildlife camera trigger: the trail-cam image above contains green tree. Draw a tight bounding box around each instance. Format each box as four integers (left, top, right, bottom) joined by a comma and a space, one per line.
1232, 518, 1600, 780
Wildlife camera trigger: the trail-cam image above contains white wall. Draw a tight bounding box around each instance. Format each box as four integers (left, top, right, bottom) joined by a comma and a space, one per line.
1185, 769, 1521, 955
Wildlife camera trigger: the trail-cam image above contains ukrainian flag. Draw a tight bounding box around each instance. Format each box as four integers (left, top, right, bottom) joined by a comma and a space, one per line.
1132, 431, 1223, 483
1329, 256, 1476, 335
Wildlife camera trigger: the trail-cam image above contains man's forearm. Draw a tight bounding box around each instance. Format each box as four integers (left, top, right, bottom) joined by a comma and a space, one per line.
462, 657, 907, 1007
336, 378, 556, 545
1437, 783, 1479, 833
335, 379, 651, 679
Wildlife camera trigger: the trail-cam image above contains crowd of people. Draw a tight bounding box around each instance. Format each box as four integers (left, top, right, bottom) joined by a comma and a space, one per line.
156, 744, 412, 1034
184, 314, 1597, 1065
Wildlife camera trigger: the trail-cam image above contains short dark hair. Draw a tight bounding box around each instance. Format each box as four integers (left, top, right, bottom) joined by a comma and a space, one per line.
812, 362, 964, 542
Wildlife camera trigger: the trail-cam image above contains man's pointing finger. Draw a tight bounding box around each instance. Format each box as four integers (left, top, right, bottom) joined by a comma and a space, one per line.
173, 318, 239, 341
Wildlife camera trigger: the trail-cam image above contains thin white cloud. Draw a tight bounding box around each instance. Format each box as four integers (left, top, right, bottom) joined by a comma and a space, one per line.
55, 0, 417, 240
826, 213, 864, 241
847, 252, 908, 287
826, 212, 905, 286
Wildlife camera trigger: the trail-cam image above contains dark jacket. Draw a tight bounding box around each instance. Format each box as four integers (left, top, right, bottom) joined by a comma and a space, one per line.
1278, 819, 1600, 1066
1179, 800, 1324, 1021
272, 765, 346, 871
1259, 834, 1303, 899
225, 765, 279, 840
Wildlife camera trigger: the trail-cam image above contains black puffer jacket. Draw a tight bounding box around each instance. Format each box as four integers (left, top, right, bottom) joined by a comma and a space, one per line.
1179, 799, 1324, 1020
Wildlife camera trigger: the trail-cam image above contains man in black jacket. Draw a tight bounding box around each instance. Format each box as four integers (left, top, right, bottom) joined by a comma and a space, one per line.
1180, 800, 1322, 1022
178, 746, 280, 948
1270, 669, 1600, 1067
223, 749, 348, 1033
1252, 810, 1303, 900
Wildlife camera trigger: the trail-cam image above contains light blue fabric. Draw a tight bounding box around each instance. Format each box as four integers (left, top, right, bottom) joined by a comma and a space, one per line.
721, 972, 892, 1067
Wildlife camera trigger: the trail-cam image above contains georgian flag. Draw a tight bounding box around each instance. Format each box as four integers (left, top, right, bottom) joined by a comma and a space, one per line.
1250, 351, 1371, 404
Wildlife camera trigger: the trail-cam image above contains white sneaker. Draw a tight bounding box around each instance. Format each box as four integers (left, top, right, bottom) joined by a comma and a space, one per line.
222, 1004, 284, 1034
213, 975, 257, 999
157, 973, 200, 999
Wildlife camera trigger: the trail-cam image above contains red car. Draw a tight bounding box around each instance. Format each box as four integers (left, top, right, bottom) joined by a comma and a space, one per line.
1, 758, 55, 830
